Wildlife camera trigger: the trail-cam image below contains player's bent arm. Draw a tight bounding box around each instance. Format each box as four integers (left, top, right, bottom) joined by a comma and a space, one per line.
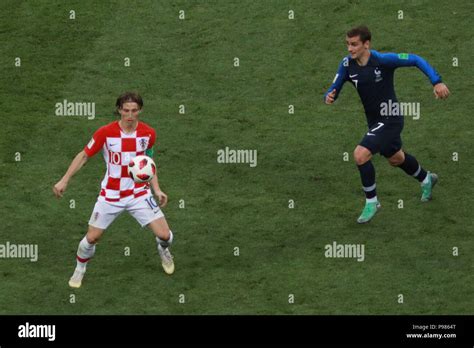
146, 148, 161, 193
53, 150, 88, 198
61, 150, 89, 182
324, 57, 349, 104
376, 51, 442, 85
150, 175, 168, 207
150, 174, 161, 194
376, 51, 450, 99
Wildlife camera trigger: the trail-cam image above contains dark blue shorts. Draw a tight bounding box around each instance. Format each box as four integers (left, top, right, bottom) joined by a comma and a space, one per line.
359, 121, 403, 158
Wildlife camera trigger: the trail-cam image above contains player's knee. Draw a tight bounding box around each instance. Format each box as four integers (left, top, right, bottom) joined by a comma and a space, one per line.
160, 229, 172, 242
157, 229, 169, 240
86, 234, 100, 244
388, 151, 405, 166
167, 230, 174, 243
389, 158, 403, 166
149, 217, 171, 240
156, 230, 174, 246
86, 227, 103, 244
353, 148, 370, 165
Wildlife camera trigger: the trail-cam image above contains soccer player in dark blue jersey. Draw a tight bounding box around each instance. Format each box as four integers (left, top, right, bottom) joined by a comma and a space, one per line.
324, 26, 450, 223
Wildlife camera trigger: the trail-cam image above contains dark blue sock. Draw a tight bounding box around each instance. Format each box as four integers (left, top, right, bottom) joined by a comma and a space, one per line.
398, 153, 427, 182
357, 161, 377, 199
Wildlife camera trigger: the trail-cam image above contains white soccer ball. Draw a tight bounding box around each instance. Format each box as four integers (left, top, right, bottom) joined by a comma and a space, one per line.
127, 155, 156, 183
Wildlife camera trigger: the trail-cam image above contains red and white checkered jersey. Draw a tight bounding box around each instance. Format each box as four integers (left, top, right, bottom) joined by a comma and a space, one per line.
83, 121, 156, 202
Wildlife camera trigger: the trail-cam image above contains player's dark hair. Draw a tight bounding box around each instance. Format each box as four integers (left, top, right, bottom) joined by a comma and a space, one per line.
115, 92, 144, 110
347, 26, 371, 43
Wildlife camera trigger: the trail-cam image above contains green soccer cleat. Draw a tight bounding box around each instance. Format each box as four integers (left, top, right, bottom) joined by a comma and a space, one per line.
357, 201, 381, 224
421, 172, 438, 202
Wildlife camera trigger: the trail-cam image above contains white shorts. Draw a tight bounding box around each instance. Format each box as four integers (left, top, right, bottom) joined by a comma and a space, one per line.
88, 194, 164, 230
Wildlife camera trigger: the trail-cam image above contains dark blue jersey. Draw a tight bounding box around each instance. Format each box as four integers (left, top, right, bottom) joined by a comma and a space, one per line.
324, 50, 442, 127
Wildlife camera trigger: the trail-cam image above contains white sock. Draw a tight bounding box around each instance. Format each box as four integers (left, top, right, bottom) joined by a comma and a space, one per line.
366, 196, 378, 204
422, 173, 430, 185
75, 236, 96, 272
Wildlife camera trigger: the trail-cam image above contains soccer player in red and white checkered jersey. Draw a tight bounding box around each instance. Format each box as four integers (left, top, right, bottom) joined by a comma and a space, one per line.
53, 92, 175, 288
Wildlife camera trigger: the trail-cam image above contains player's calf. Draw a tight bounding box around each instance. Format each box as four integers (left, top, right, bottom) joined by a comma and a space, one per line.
392, 151, 436, 201
69, 226, 103, 288
156, 233, 175, 275
69, 237, 95, 288
395, 151, 429, 182
149, 218, 175, 275
355, 147, 380, 223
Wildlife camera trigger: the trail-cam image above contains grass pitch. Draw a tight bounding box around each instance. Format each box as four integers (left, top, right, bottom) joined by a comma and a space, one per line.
0, 0, 473, 314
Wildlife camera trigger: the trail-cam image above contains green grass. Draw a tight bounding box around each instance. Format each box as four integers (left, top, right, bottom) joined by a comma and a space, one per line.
0, 0, 473, 315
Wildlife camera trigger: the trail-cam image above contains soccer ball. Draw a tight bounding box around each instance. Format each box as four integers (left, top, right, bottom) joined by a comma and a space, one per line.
127, 155, 156, 183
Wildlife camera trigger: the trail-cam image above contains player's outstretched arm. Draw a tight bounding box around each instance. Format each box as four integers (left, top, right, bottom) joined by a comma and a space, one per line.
53, 150, 89, 198
376, 51, 450, 99
150, 175, 168, 207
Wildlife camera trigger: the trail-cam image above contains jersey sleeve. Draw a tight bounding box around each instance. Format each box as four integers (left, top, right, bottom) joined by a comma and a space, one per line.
148, 128, 156, 148
145, 128, 156, 157
83, 126, 106, 157
324, 57, 350, 102
376, 52, 442, 85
